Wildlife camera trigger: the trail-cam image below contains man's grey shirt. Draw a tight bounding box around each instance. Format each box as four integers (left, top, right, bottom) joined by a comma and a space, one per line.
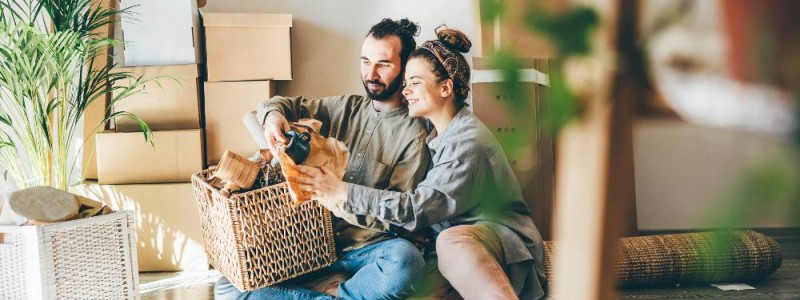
258, 94, 431, 251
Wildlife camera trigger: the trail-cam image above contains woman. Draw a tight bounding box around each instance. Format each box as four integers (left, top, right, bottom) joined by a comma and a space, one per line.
296, 26, 546, 300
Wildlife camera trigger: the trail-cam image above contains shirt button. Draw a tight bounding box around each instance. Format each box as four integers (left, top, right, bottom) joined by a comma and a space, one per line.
357, 152, 363, 157
347, 175, 354, 180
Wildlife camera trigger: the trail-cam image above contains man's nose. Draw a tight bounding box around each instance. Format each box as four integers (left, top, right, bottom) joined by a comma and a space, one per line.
366, 65, 379, 81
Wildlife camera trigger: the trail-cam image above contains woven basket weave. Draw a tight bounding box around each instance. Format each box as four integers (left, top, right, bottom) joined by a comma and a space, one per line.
192, 167, 337, 291
0, 211, 139, 299
543, 230, 782, 286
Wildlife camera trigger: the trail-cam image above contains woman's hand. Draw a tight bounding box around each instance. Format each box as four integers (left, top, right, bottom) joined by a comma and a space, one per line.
295, 165, 349, 208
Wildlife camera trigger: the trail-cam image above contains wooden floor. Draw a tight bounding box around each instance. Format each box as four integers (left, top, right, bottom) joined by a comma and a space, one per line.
140, 234, 800, 299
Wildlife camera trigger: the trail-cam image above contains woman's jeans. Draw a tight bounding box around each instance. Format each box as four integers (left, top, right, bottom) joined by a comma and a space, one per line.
215, 237, 425, 300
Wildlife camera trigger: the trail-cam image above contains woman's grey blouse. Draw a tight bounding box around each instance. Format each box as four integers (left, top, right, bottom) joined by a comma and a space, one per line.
345, 107, 546, 299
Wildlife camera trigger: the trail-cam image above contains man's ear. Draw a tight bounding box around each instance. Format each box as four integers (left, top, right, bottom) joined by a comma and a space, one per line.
297, 118, 322, 133
440, 78, 454, 98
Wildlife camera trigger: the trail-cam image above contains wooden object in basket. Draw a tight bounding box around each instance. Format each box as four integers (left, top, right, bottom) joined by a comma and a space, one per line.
215, 151, 261, 197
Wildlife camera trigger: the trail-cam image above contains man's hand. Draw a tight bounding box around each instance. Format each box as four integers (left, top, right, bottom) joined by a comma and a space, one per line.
264, 111, 291, 152
295, 165, 348, 210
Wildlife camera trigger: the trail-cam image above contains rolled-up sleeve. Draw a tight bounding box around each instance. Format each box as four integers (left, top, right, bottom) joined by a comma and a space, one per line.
257, 95, 332, 125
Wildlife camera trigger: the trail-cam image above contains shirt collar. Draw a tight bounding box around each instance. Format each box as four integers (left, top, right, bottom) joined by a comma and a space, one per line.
427, 107, 470, 150
367, 97, 408, 118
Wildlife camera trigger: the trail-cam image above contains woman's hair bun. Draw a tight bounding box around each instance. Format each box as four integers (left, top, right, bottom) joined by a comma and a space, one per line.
435, 25, 471, 53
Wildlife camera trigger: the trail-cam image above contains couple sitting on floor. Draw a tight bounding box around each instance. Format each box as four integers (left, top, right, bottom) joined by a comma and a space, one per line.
215, 18, 546, 300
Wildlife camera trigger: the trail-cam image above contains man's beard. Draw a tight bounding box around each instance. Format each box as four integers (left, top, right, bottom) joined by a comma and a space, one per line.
362, 74, 403, 101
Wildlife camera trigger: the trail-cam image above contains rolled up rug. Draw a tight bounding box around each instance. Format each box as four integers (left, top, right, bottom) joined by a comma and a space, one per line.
543, 230, 782, 286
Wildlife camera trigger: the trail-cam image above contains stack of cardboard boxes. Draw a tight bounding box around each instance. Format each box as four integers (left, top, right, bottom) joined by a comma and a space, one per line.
96, 64, 203, 184
199, 10, 288, 165
74, 1, 292, 272
76, 0, 206, 272
471, 57, 555, 239
471, 0, 558, 239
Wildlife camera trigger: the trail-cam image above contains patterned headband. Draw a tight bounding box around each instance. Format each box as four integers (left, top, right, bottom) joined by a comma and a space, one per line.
419, 40, 470, 99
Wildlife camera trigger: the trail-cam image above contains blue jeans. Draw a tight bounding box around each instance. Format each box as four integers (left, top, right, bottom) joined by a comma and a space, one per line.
215, 238, 426, 300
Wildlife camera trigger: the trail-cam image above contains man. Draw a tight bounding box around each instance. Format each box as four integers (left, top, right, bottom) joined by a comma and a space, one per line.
215, 18, 431, 300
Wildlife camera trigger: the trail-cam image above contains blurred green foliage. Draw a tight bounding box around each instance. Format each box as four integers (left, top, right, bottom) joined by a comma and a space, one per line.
481, 0, 799, 287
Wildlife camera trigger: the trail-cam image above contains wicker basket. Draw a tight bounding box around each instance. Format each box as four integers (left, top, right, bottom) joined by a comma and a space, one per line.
0, 210, 139, 299
192, 167, 337, 291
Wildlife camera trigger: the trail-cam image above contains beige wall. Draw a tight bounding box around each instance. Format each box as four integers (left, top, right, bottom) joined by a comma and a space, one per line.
203, 0, 478, 99
634, 119, 798, 230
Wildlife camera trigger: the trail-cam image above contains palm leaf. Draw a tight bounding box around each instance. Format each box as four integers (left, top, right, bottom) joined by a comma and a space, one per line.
0, 141, 14, 150
0, 0, 157, 189
0, 114, 11, 126
104, 110, 154, 146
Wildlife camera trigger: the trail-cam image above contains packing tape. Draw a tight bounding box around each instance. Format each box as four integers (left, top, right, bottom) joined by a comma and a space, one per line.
471, 69, 550, 86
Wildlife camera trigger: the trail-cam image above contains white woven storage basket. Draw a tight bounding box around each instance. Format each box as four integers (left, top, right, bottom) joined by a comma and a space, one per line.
0, 210, 139, 300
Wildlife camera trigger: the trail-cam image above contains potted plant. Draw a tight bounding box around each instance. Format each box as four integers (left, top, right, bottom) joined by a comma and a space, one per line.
0, 0, 157, 190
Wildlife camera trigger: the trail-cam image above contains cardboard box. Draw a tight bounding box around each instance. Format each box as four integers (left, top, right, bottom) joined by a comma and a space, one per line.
471, 57, 550, 125
82, 0, 116, 180
119, 0, 202, 66
112, 64, 201, 132
471, 57, 555, 239
82, 91, 106, 180
204, 81, 275, 165
70, 182, 209, 271
201, 11, 292, 81
96, 129, 203, 184
473, 0, 555, 57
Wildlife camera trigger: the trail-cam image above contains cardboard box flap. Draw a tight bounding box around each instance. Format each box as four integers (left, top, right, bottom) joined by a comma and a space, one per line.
115, 64, 198, 79
200, 11, 292, 28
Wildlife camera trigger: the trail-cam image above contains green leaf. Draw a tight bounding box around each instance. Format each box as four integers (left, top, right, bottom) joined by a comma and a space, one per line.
0, 114, 11, 126
542, 61, 579, 131
795, 103, 800, 147
479, 0, 506, 24
525, 5, 599, 56
105, 111, 154, 147
0, 0, 159, 188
